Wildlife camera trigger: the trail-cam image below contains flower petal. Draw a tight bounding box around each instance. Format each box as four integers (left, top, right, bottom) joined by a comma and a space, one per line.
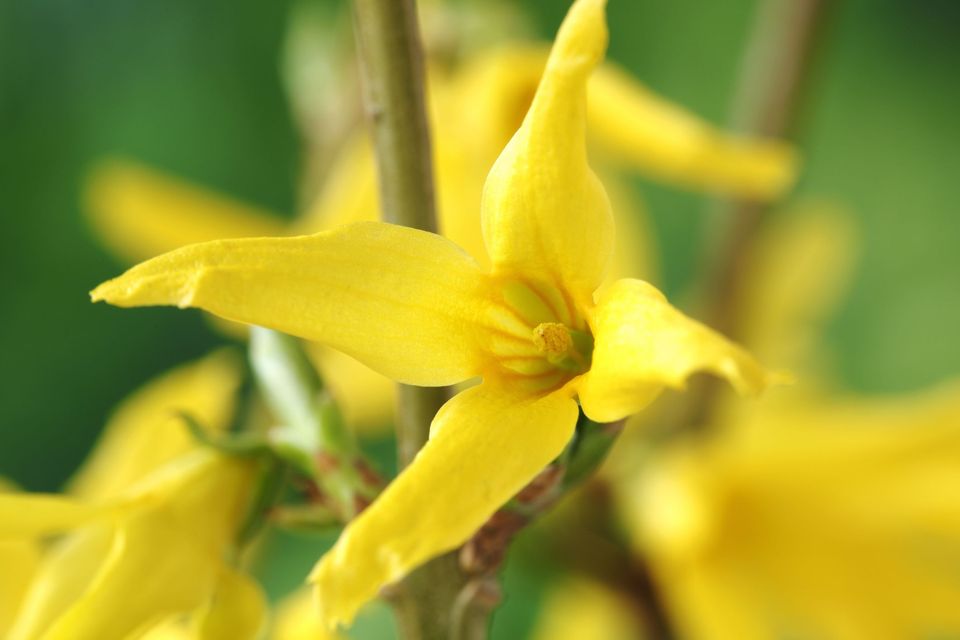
85, 159, 286, 263
307, 344, 395, 434
0, 538, 37, 636
480, 0, 613, 305
193, 568, 267, 640
738, 204, 857, 370
92, 221, 491, 386
0, 483, 41, 637
587, 64, 798, 201
296, 135, 379, 234
68, 349, 241, 501
450, 44, 797, 203
37, 453, 254, 640
578, 279, 777, 423
310, 383, 579, 629
0, 495, 110, 540
6, 524, 116, 640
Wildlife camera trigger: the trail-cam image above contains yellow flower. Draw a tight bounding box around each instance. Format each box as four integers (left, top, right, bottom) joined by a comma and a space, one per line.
628, 383, 960, 639
91, 0, 776, 628
1, 451, 258, 640
84, 3, 794, 433
67, 349, 243, 501
529, 578, 648, 640
605, 206, 960, 637
1, 354, 240, 637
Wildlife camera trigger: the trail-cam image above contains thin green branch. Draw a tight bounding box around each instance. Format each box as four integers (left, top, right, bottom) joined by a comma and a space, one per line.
349, 1, 473, 638
350, 0, 451, 471
701, 0, 833, 338
686, 0, 833, 428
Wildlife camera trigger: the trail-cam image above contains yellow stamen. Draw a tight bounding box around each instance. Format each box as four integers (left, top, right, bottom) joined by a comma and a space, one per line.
533, 323, 574, 359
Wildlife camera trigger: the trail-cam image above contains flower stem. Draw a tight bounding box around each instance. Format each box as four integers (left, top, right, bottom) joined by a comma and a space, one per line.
349, 0, 476, 637
349, 0, 450, 470
689, 0, 833, 424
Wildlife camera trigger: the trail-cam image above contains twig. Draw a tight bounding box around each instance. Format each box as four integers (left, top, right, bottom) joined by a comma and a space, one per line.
350, 0, 451, 470
688, 0, 834, 426
350, 1, 471, 637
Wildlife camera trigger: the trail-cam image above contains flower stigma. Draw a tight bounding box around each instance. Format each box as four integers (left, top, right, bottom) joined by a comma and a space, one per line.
533, 322, 592, 373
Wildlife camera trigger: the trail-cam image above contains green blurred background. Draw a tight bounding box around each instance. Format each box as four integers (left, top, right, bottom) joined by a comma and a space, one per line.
2, 0, 959, 635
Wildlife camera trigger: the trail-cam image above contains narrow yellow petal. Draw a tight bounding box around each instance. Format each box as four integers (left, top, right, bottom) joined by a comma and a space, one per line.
68, 349, 241, 501
296, 135, 379, 234
92, 222, 491, 386
603, 173, 657, 283
738, 203, 857, 370
0, 539, 39, 636
84, 159, 286, 263
310, 384, 579, 629
7, 524, 116, 640
272, 589, 345, 640
447, 47, 547, 161
578, 279, 777, 423
0, 483, 41, 637
138, 619, 193, 639
0, 494, 110, 540
588, 64, 798, 200
481, 0, 613, 305
193, 568, 267, 640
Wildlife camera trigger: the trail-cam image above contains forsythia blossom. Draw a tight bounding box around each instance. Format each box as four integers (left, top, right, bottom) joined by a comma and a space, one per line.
629, 385, 960, 639
91, 0, 779, 629
0, 352, 262, 639
84, 2, 794, 432
608, 208, 960, 637
0, 451, 257, 640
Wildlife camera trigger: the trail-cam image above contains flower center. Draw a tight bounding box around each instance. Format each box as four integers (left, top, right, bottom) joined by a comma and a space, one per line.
532, 322, 592, 373
485, 278, 593, 391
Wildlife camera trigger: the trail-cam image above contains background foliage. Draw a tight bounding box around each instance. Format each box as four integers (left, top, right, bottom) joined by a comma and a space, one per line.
2, 0, 959, 635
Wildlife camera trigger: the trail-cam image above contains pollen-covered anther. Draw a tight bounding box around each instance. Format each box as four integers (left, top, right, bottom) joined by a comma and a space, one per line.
533, 323, 574, 359
532, 322, 592, 374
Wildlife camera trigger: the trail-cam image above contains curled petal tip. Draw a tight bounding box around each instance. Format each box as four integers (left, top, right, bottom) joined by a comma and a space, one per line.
552, 0, 608, 73
90, 279, 119, 304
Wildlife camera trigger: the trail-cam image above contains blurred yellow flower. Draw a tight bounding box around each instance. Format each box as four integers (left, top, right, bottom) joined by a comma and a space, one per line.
1, 352, 243, 637
68, 349, 243, 502
84, 0, 794, 433
610, 206, 960, 638
92, 0, 777, 629
629, 384, 960, 639
1, 451, 257, 640
530, 578, 647, 640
